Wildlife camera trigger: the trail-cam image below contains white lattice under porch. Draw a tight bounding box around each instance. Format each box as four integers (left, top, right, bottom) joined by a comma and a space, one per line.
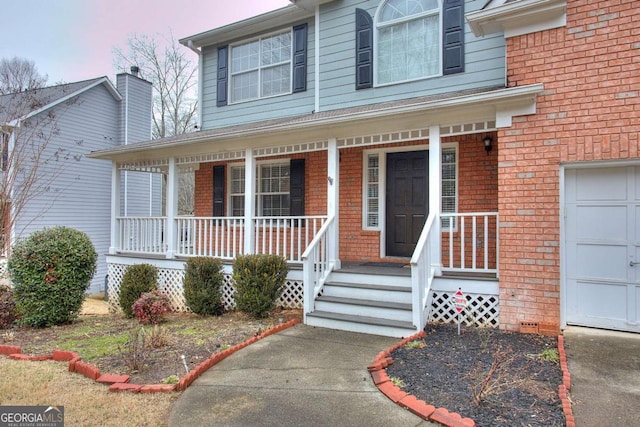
429, 277, 500, 328
106, 257, 304, 313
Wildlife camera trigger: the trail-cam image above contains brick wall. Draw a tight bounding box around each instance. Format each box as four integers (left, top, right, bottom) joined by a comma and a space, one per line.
193, 151, 327, 217
499, 0, 639, 332
339, 135, 498, 263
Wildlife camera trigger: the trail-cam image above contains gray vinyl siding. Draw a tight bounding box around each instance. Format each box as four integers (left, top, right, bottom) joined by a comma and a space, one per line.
121, 171, 163, 216
317, 0, 505, 111
200, 19, 316, 130
116, 74, 153, 143
198, 0, 504, 128
13, 84, 120, 294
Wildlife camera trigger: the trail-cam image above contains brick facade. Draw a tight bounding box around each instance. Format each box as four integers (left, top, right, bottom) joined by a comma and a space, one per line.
498, 0, 639, 331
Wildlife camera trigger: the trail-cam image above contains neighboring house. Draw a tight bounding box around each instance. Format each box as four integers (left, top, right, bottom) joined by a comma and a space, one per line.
0, 70, 160, 293
88, 0, 638, 336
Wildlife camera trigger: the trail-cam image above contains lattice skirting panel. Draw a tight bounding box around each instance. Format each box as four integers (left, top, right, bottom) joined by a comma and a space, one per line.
429, 291, 500, 328
107, 262, 303, 313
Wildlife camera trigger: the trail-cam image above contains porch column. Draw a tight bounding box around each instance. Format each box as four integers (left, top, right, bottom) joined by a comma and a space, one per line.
327, 138, 340, 267
109, 162, 121, 254
429, 125, 442, 275
244, 148, 256, 254
165, 157, 178, 259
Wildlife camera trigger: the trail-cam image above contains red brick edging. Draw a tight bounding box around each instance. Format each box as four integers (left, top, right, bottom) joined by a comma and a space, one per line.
0, 318, 299, 394
370, 331, 574, 427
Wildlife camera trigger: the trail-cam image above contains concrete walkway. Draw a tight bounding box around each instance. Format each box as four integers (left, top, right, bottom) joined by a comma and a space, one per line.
564, 326, 640, 427
168, 324, 435, 427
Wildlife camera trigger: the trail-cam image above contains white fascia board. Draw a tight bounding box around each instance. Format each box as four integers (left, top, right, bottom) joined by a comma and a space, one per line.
9, 77, 121, 126
88, 83, 543, 161
467, 0, 566, 38
179, 5, 313, 48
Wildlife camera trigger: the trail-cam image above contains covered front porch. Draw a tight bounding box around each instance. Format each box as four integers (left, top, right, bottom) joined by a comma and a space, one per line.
91, 85, 541, 336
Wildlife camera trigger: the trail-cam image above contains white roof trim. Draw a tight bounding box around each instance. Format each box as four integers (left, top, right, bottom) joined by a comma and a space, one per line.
179, 5, 313, 48
467, 0, 566, 38
88, 84, 543, 162
9, 78, 121, 126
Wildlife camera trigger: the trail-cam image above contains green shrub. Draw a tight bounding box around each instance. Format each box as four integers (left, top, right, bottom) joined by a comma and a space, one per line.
132, 291, 171, 325
8, 226, 97, 328
183, 257, 225, 316
119, 264, 158, 318
232, 254, 289, 318
0, 286, 17, 329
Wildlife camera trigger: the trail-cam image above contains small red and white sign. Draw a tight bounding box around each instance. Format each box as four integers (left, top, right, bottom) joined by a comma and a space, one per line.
453, 289, 466, 313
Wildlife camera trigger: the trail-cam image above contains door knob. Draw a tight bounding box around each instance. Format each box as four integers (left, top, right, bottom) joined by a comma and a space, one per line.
630, 261, 640, 267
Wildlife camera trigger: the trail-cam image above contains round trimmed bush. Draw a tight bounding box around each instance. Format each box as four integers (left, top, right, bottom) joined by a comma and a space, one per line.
8, 226, 97, 328
232, 254, 289, 318
184, 257, 225, 316
118, 264, 158, 317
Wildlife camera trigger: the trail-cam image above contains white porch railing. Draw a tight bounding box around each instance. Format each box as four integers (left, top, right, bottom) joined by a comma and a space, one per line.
410, 212, 437, 331
441, 212, 499, 275
254, 216, 327, 262
175, 217, 245, 259
116, 217, 167, 254
301, 216, 336, 318
116, 215, 328, 263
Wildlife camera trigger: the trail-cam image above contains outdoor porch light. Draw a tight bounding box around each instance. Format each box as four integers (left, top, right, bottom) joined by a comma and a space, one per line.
483, 136, 493, 154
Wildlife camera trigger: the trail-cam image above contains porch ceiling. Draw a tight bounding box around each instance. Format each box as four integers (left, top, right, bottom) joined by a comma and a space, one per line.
88, 84, 542, 166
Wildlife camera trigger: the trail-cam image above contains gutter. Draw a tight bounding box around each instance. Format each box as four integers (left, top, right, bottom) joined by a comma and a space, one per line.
87, 83, 543, 159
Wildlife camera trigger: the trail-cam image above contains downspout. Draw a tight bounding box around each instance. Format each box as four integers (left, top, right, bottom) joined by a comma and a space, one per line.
123, 76, 129, 216
315, 4, 320, 113
187, 41, 203, 130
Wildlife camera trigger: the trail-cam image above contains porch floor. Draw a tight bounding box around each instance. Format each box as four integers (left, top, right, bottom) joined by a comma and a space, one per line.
337, 261, 498, 280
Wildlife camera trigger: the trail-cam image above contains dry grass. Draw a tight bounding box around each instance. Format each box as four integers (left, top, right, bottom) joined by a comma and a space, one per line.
0, 358, 177, 426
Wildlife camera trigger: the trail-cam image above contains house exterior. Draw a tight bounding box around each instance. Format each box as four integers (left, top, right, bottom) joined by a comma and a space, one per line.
88, 0, 639, 337
0, 71, 160, 293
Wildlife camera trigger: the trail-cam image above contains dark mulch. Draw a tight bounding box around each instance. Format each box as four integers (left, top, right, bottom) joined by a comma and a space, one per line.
386, 323, 565, 427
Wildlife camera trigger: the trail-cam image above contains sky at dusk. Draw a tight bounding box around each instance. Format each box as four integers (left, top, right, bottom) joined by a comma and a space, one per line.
0, 0, 291, 85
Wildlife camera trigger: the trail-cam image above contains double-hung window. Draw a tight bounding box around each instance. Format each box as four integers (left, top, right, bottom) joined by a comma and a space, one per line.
230, 31, 292, 103
376, 0, 441, 85
229, 162, 291, 216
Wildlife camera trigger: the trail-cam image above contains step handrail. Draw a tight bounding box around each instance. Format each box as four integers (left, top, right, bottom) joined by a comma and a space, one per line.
410, 212, 437, 331
301, 215, 336, 318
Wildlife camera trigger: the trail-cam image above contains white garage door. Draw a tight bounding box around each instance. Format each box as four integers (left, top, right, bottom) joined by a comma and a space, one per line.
565, 166, 640, 332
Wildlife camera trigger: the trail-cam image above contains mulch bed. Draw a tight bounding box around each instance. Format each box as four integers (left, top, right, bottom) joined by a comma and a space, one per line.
386, 323, 565, 427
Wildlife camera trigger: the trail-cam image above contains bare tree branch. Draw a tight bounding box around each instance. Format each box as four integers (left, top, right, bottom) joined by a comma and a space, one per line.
0, 86, 80, 254
0, 57, 48, 95
113, 31, 198, 215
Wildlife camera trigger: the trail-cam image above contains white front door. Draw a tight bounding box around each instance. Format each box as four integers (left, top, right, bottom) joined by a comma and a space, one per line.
565, 166, 640, 332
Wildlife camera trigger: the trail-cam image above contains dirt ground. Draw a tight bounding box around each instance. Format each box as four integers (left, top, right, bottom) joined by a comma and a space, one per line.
81, 295, 110, 315
386, 323, 565, 427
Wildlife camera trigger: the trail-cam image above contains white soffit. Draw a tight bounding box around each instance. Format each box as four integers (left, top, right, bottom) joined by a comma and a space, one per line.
467, 0, 566, 38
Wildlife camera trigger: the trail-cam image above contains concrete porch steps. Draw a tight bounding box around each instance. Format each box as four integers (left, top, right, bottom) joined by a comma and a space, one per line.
306, 273, 418, 338
305, 310, 417, 338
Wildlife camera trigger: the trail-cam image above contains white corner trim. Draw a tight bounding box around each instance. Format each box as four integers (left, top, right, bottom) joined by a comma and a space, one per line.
467, 0, 566, 38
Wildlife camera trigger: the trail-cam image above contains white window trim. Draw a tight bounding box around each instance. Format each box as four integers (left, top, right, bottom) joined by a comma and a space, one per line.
227, 159, 292, 217
373, 0, 444, 87
228, 28, 294, 105
362, 142, 459, 232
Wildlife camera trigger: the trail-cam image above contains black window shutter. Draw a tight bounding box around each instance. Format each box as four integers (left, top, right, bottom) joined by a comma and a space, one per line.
442, 0, 464, 75
355, 8, 373, 90
217, 45, 228, 106
213, 165, 225, 216
292, 23, 308, 93
289, 159, 305, 217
